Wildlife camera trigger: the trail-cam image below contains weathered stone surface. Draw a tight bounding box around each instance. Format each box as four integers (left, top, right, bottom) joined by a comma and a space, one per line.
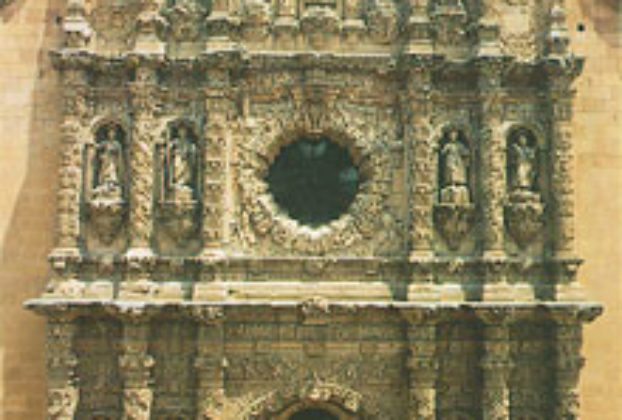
22, 0, 604, 418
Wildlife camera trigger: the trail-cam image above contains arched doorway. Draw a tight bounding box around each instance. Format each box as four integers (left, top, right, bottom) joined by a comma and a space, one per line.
289, 408, 339, 420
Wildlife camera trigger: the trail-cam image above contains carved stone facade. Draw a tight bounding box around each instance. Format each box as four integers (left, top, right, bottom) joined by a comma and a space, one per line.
26, 0, 602, 418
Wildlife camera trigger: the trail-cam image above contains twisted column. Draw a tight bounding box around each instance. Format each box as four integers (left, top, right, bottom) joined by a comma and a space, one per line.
127, 60, 160, 257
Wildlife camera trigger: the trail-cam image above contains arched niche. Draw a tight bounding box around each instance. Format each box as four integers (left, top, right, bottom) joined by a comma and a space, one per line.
433, 124, 474, 205
504, 125, 542, 200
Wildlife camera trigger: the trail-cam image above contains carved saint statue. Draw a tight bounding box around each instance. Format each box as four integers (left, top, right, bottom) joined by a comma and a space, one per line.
509, 133, 537, 192
440, 129, 470, 204
166, 125, 196, 201
93, 125, 123, 201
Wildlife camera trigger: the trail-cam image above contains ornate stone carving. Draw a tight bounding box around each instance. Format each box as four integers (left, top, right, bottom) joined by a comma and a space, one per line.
86, 122, 128, 245
27, 1, 603, 418
158, 122, 200, 242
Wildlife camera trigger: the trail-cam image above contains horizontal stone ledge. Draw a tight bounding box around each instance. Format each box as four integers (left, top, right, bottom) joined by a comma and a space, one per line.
24, 298, 603, 325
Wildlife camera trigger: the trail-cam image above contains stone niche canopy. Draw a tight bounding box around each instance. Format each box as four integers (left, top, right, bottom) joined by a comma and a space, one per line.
25, 0, 602, 418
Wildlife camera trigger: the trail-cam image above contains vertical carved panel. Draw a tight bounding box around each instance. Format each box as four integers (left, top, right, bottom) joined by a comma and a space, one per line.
127, 60, 160, 254
409, 67, 434, 259
509, 321, 555, 418
119, 317, 154, 420
404, 310, 438, 420
193, 308, 225, 419
56, 64, 90, 253
436, 318, 483, 419
478, 309, 513, 420
75, 319, 122, 418
151, 320, 197, 418
478, 59, 507, 257
46, 316, 79, 420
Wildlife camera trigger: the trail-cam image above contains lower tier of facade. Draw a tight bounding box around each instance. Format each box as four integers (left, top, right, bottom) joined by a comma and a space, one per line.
26, 300, 601, 420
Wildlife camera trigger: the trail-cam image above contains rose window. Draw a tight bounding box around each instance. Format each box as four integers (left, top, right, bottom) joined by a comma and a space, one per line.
265, 137, 360, 227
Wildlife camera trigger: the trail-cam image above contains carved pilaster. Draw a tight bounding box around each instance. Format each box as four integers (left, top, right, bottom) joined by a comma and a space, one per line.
478, 58, 508, 257
55, 62, 90, 255
478, 308, 514, 420
201, 67, 233, 255
46, 316, 79, 420
192, 307, 225, 419
118, 312, 154, 420
546, 59, 583, 258
404, 309, 438, 420
409, 66, 434, 259
127, 59, 160, 256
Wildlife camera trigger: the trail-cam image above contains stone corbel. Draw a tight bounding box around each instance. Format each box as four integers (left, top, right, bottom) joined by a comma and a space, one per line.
433, 202, 475, 251
504, 199, 543, 249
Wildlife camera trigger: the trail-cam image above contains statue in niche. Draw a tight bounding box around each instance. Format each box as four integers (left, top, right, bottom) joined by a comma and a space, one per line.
92, 124, 123, 202
439, 129, 470, 204
509, 132, 537, 195
165, 124, 197, 202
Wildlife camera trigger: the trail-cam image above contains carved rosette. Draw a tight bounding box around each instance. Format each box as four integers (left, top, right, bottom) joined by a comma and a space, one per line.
237, 102, 393, 256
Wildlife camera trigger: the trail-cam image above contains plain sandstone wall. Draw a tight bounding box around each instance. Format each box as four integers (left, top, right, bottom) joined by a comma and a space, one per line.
0, 0, 619, 418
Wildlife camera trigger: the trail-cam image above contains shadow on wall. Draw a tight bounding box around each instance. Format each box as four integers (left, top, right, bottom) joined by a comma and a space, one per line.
0, 0, 63, 417
578, 0, 621, 47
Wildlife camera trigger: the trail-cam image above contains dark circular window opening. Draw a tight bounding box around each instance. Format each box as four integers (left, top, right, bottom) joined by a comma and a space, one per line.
266, 136, 360, 227
289, 408, 339, 420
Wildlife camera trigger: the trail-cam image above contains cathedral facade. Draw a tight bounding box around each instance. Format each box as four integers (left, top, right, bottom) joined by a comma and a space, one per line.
26, 0, 602, 418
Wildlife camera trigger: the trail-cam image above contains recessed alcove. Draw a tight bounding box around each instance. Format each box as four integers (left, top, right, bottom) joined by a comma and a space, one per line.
265, 136, 360, 227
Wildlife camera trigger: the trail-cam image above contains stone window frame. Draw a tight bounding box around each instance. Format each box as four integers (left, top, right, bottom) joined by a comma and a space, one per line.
237, 113, 394, 255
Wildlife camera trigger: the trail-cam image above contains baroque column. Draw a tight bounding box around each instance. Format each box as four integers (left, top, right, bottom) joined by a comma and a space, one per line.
550, 307, 600, 420
478, 308, 514, 420
127, 58, 160, 257
478, 58, 507, 259
118, 311, 154, 420
544, 60, 582, 259
408, 64, 434, 261
201, 67, 232, 257
52, 57, 90, 258
45, 314, 79, 420
192, 307, 225, 419
404, 309, 438, 420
